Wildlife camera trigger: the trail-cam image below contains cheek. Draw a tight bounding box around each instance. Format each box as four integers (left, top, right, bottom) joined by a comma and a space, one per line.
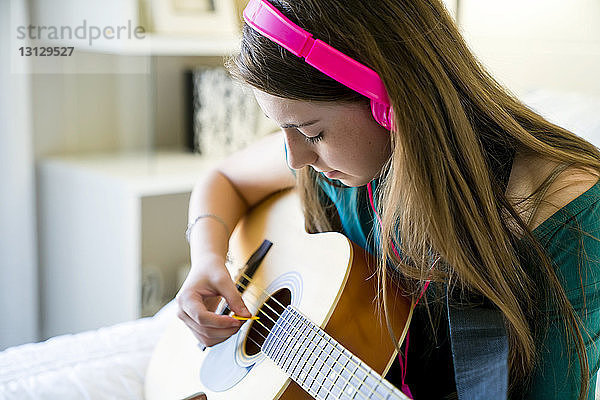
326, 114, 391, 172
331, 142, 378, 174
361, 136, 392, 175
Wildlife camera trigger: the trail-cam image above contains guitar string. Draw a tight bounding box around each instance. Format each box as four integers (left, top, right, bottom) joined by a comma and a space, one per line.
235, 278, 397, 400
239, 272, 397, 399
236, 287, 381, 400
238, 282, 396, 400
235, 316, 372, 400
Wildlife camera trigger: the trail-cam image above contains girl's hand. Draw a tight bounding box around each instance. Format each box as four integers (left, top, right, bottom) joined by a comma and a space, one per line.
175, 253, 252, 347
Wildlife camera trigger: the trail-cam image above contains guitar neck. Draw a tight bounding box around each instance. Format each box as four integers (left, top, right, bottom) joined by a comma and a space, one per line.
262, 306, 410, 400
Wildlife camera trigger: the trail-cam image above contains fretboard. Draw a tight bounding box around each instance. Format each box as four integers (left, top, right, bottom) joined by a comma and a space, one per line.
262, 306, 410, 400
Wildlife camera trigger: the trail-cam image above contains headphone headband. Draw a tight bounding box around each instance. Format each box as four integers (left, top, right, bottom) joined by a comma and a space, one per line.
243, 0, 394, 130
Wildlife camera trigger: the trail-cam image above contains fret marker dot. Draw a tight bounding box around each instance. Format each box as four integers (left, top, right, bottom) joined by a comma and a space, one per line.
346, 386, 354, 396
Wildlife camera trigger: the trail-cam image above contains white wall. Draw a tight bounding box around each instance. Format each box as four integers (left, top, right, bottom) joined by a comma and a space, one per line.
459, 0, 600, 97
0, 0, 39, 349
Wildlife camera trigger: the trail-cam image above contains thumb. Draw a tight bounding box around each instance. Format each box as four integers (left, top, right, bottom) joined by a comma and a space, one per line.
219, 279, 251, 318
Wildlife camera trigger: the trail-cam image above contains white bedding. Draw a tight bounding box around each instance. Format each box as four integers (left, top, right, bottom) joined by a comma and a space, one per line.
0, 302, 176, 400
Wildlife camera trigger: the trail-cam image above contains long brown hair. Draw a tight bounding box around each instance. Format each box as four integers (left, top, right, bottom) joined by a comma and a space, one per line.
227, 0, 600, 398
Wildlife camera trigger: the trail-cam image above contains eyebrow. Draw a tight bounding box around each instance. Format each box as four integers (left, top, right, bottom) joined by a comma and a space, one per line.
261, 111, 320, 129
279, 119, 320, 129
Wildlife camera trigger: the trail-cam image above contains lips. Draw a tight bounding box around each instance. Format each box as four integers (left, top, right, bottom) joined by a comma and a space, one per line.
313, 167, 342, 179
324, 170, 340, 179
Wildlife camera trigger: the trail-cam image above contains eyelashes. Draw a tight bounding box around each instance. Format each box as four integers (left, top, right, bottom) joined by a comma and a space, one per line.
304, 131, 324, 144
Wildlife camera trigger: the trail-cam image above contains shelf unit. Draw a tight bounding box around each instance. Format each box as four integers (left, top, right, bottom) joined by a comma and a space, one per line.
38, 151, 221, 339
29, 0, 250, 339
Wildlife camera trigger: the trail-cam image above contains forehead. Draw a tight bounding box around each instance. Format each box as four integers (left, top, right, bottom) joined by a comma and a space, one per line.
253, 89, 337, 124
254, 89, 318, 121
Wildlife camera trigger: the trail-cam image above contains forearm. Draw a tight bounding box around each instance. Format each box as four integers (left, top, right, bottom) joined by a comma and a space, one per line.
187, 168, 249, 263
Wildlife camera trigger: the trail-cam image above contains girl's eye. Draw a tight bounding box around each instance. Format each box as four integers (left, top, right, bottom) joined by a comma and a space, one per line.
304, 131, 324, 144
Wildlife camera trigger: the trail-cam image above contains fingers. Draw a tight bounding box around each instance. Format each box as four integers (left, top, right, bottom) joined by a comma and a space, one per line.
177, 290, 241, 328
177, 307, 242, 347
204, 296, 221, 313
215, 275, 252, 318
176, 267, 252, 347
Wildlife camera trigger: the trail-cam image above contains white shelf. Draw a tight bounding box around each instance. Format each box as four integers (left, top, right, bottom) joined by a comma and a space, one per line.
38, 150, 221, 337
40, 151, 222, 196
39, 34, 241, 56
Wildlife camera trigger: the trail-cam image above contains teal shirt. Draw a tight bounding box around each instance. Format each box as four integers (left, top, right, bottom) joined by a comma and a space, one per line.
318, 176, 600, 399
526, 180, 600, 399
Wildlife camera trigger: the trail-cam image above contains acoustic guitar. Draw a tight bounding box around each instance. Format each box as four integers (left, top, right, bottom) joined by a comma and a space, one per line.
145, 189, 413, 400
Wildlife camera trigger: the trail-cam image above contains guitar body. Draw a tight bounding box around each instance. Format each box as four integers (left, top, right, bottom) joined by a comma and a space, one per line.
145, 190, 412, 400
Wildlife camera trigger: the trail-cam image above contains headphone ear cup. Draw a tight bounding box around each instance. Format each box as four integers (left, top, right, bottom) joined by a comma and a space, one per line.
370, 100, 394, 131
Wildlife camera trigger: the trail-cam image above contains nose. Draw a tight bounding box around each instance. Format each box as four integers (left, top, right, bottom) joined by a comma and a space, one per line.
283, 130, 317, 170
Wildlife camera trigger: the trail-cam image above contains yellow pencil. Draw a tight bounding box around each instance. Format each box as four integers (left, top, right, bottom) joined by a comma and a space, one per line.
231, 314, 260, 321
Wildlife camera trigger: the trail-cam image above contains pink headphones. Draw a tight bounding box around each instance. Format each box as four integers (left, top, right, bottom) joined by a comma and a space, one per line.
243, 0, 394, 131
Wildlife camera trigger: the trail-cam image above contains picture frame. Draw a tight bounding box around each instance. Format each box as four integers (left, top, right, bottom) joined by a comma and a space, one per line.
187, 67, 265, 157
146, 0, 240, 36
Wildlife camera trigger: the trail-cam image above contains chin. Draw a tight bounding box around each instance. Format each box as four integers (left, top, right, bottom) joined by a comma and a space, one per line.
337, 176, 368, 188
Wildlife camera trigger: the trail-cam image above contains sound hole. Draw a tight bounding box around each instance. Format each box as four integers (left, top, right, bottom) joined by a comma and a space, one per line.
244, 287, 291, 356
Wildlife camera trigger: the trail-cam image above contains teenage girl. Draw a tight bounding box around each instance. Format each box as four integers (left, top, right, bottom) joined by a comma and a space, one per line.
177, 0, 600, 398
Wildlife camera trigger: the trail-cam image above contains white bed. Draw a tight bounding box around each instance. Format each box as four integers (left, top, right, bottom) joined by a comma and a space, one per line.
1, 89, 599, 399
0, 301, 176, 400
